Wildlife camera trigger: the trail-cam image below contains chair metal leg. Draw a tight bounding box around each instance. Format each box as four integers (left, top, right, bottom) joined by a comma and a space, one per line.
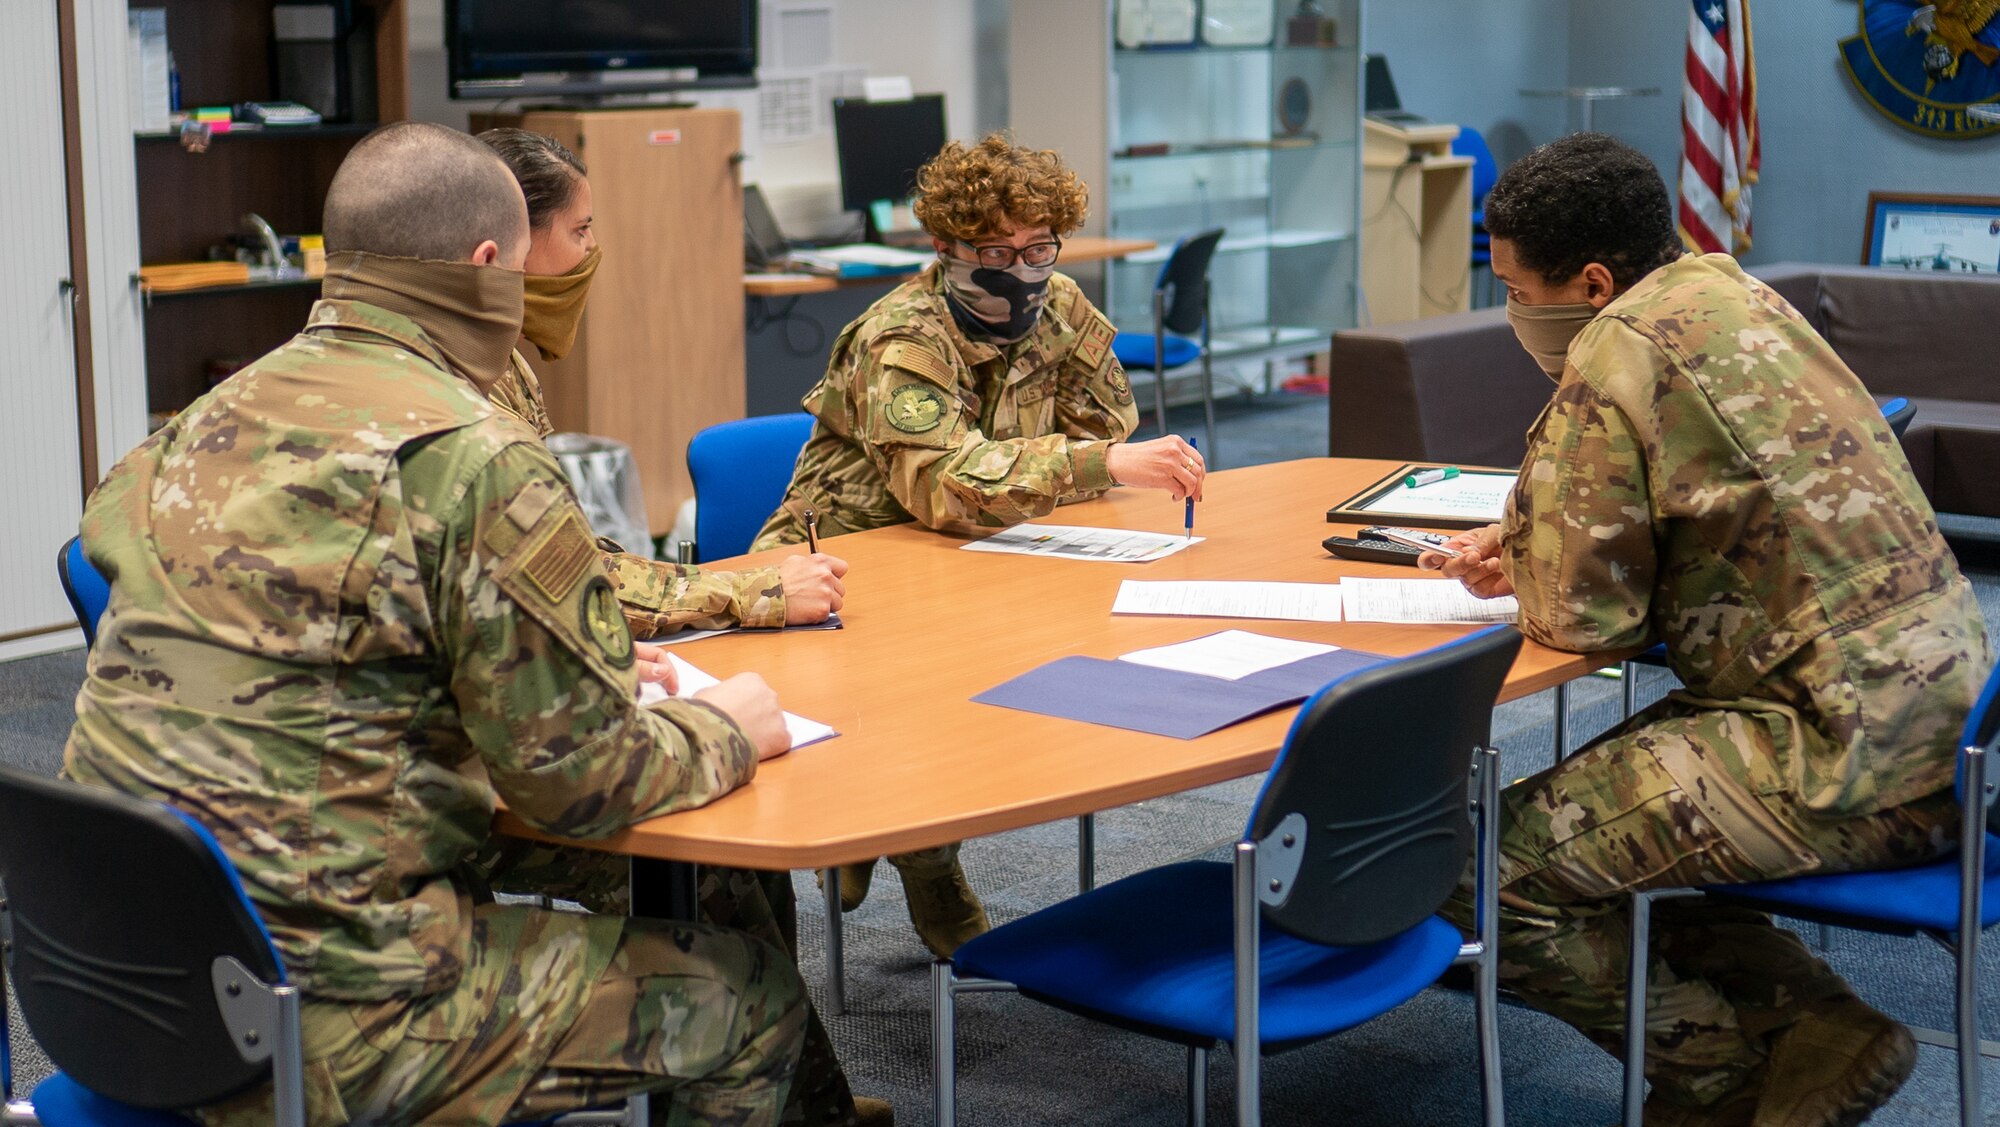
823, 868, 846, 1017
1232, 841, 1261, 1127
1621, 660, 1638, 718
272, 984, 306, 1127
1624, 889, 1655, 1127
932, 960, 957, 1127
1078, 813, 1096, 893
1955, 746, 1987, 1127
1198, 283, 1218, 466
1473, 747, 1506, 1127
624, 1093, 650, 1127
1552, 682, 1570, 768
1152, 291, 1170, 439
1186, 1045, 1209, 1127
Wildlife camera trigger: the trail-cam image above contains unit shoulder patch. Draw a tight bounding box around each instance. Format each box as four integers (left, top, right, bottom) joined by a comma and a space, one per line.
885, 383, 948, 434
580, 576, 634, 668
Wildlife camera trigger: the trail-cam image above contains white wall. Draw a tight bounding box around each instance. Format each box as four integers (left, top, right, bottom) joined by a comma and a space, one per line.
404, 0, 982, 239
1363, 0, 1573, 166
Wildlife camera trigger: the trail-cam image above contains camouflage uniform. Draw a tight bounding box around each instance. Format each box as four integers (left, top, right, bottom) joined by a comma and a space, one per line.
492, 350, 788, 637
1443, 254, 1992, 1109
751, 264, 1139, 547
63, 294, 804, 1126
486, 350, 868, 1126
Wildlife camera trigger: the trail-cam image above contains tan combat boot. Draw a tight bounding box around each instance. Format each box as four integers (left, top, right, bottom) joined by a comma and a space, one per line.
827, 860, 874, 913
1755, 998, 1915, 1126
1629, 1088, 1760, 1127
850, 1095, 894, 1125
890, 849, 990, 958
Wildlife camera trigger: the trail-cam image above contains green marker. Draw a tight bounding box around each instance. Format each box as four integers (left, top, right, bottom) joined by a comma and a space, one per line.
1405, 466, 1460, 488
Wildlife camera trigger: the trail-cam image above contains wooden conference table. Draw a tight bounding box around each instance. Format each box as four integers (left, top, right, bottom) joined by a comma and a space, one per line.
742, 235, 1158, 297
500, 457, 1615, 871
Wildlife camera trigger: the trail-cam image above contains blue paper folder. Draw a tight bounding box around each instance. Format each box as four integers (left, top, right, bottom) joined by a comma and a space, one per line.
972, 648, 1390, 739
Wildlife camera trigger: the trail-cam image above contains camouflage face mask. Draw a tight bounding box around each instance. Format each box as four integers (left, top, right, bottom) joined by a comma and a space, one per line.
1506, 296, 1600, 380
938, 252, 1054, 343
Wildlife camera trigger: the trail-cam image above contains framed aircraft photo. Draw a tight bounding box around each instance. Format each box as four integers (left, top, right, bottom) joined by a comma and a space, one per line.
1863, 192, 2000, 274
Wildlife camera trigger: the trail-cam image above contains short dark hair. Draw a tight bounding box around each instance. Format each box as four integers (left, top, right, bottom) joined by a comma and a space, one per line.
476, 128, 586, 231
1483, 132, 1681, 289
323, 122, 528, 261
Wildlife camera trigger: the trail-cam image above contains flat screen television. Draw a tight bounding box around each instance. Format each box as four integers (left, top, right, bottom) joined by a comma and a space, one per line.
447, 1, 758, 100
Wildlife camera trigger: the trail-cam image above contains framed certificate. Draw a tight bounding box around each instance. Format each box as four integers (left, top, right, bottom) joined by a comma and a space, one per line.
1201, 0, 1276, 47
1116, 0, 1198, 48
1324, 464, 1518, 530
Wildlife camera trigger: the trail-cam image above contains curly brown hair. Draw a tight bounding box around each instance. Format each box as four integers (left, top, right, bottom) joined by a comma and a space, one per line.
912, 133, 1089, 242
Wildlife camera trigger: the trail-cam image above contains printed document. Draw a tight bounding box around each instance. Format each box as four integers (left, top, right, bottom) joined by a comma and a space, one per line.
638, 654, 837, 750
1118, 630, 1341, 681
963, 524, 1202, 563
1358, 472, 1516, 522
1339, 577, 1519, 624
1112, 579, 1343, 621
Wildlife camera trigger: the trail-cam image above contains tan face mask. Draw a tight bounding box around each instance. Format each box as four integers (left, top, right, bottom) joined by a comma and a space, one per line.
522, 245, 601, 360
322, 251, 524, 394
1506, 296, 1600, 381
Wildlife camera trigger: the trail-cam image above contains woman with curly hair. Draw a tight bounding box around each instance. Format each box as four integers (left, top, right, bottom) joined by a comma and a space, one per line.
753, 133, 1207, 957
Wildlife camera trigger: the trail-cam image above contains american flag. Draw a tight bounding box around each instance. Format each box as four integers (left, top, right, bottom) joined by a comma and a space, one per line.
1679, 0, 1760, 254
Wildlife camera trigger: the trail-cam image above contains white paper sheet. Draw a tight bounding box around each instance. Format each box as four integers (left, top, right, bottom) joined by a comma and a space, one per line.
637, 655, 837, 750
1339, 577, 1519, 624
1111, 579, 1344, 621
963, 524, 1202, 563
1357, 471, 1517, 522
1118, 630, 1340, 681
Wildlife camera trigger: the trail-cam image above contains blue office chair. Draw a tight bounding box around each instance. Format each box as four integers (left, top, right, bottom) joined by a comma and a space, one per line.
1452, 128, 1500, 308
1616, 397, 1921, 721
1621, 658, 2000, 1127
57, 535, 109, 647
1111, 228, 1226, 464
684, 413, 816, 564
932, 626, 1523, 1126
0, 764, 640, 1127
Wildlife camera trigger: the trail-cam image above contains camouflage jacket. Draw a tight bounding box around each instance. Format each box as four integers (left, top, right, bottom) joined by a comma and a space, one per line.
751, 264, 1140, 547
63, 299, 758, 1002
1502, 253, 1991, 815
491, 350, 786, 635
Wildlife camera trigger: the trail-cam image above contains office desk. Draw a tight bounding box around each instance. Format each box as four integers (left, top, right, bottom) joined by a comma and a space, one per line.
502, 457, 1614, 870
742, 236, 1158, 297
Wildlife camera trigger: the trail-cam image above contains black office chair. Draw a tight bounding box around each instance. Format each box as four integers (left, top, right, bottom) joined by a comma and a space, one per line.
933, 626, 1522, 1125
1112, 229, 1226, 463
0, 766, 637, 1127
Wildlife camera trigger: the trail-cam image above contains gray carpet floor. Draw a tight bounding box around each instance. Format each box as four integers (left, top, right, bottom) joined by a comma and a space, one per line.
6, 392, 2000, 1124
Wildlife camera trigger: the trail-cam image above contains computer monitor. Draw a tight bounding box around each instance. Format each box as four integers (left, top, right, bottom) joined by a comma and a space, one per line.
743, 184, 789, 268
1364, 55, 1402, 113
832, 94, 947, 236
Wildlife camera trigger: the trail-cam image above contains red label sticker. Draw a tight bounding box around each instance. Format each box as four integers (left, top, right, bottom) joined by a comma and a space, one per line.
648, 129, 682, 146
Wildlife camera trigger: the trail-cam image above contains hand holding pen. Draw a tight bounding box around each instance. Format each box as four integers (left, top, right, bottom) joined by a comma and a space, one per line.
1184, 437, 1197, 540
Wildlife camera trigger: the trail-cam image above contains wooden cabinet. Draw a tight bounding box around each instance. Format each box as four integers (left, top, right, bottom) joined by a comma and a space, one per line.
1360, 119, 1473, 324
480, 107, 747, 534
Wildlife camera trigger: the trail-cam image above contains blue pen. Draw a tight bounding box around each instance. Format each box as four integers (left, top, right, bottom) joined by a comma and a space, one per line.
1184, 437, 1197, 540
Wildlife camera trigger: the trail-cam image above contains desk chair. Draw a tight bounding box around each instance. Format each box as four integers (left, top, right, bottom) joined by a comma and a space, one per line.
932, 626, 1522, 1127
1621, 658, 2000, 1127
1616, 397, 1922, 720
1452, 128, 1499, 308
56, 537, 108, 648
683, 413, 816, 564
0, 765, 639, 1127
1111, 229, 1225, 463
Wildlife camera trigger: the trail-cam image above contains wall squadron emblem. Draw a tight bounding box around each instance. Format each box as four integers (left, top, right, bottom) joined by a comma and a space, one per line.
1841, 0, 2000, 136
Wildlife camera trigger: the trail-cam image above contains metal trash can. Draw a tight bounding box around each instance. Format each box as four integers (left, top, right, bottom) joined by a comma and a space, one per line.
546, 432, 656, 560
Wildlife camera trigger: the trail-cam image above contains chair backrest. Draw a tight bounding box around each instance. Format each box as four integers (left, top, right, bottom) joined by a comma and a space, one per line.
0, 765, 286, 1109
1451, 126, 1499, 207
1152, 228, 1226, 336
1879, 396, 1916, 438
686, 413, 817, 562
57, 536, 109, 647
1247, 625, 1522, 947
1959, 658, 2000, 833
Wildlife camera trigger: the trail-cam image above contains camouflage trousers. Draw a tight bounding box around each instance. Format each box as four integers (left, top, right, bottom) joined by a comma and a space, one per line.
1442, 694, 1957, 1110
194, 902, 804, 1127
474, 843, 866, 1126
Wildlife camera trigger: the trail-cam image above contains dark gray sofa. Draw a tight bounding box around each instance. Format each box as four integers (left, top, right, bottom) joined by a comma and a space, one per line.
1328, 262, 2000, 517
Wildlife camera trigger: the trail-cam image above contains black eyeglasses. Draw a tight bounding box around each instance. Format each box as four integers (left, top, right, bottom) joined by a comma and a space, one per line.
958, 238, 1062, 270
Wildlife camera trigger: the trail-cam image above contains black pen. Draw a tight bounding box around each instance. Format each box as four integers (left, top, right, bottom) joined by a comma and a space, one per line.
804, 507, 820, 554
